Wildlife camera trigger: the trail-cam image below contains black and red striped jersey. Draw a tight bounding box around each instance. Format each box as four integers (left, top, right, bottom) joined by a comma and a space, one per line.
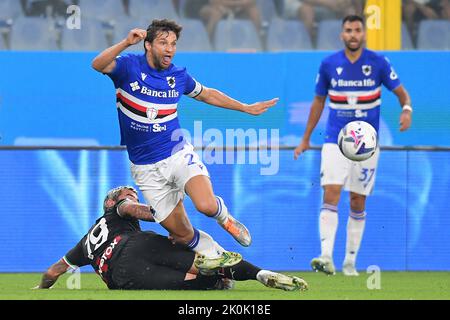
62, 200, 143, 284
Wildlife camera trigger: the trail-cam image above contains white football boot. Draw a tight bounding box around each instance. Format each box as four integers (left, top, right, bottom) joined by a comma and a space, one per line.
342, 262, 360, 276
257, 271, 308, 291
310, 256, 336, 275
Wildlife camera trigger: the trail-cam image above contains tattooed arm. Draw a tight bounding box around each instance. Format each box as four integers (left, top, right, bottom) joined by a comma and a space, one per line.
33, 239, 89, 289
33, 259, 69, 289
117, 200, 156, 222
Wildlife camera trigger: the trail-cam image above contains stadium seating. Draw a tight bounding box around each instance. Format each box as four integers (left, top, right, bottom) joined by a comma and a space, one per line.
316, 19, 342, 50
0, 0, 23, 21
176, 19, 212, 52
60, 19, 109, 51
214, 19, 262, 52
266, 18, 312, 51
177, 0, 193, 18
402, 22, 414, 50
256, 0, 278, 23
129, 0, 179, 22
113, 17, 212, 53
113, 17, 149, 41
10, 17, 58, 50
417, 20, 450, 50
177, 0, 278, 23
6, 1, 450, 53
78, 0, 127, 23
112, 17, 149, 53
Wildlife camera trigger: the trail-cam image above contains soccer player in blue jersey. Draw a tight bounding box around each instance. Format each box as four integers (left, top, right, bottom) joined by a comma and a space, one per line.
294, 15, 412, 276
91, 19, 278, 270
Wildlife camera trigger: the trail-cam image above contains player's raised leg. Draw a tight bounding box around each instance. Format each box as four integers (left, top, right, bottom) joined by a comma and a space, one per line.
311, 184, 341, 275
185, 175, 252, 247
342, 192, 367, 276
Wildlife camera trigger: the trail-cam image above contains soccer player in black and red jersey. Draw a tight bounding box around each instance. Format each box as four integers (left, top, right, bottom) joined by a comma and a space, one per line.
35, 186, 308, 291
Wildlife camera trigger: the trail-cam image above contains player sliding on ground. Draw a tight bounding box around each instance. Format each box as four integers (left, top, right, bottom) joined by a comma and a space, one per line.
34, 186, 308, 291
91, 19, 278, 270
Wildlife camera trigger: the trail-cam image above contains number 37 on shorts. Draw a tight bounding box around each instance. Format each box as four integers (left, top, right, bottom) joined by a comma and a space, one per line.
359, 168, 375, 188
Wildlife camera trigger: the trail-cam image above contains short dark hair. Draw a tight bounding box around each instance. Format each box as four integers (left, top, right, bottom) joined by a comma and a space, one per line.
103, 186, 137, 212
144, 19, 182, 51
342, 15, 365, 27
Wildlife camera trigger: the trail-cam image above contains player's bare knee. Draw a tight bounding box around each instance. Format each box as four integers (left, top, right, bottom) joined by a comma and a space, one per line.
350, 194, 366, 212
323, 195, 339, 206
194, 198, 218, 216
323, 187, 341, 205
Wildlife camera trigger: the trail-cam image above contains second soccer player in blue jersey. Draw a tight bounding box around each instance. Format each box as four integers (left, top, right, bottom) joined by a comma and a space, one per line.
294, 15, 413, 276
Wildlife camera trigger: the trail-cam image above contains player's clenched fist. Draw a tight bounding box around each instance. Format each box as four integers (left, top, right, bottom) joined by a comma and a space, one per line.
126, 29, 147, 46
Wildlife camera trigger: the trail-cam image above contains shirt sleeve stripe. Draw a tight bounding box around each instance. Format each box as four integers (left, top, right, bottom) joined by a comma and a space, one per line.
62, 256, 78, 270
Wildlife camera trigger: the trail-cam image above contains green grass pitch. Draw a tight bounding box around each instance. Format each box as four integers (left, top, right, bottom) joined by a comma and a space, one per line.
1, 271, 449, 300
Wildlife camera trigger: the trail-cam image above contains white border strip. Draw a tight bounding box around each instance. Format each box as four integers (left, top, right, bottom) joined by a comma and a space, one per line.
118, 102, 178, 124
329, 99, 381, 110
117, 88, 178, 110
328, 86, 381, 97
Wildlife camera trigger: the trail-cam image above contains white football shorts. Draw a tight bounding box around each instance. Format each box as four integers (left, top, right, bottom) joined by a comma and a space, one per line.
130, 143, 210, 222
320, 143, 380, 196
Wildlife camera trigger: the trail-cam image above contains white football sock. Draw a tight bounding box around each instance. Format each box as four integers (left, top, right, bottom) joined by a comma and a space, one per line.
187, 228, 223, 258
213, 196, 230, 224
319, 204, 339, 259
344, 211, 366, 266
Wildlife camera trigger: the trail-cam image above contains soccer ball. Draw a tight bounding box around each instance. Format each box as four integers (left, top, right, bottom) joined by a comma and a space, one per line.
337, 121, 378, 161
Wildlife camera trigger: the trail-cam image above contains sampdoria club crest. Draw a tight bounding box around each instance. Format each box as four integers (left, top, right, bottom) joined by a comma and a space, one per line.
362, 65, 372, 76
166, 76, 176, 89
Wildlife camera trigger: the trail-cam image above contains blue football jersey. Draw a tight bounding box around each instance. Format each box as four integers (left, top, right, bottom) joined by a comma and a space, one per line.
315, 48, 401, 143
106, 54, 202, 164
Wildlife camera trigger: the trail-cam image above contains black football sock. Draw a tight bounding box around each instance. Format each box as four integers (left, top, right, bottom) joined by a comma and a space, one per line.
221, 260, 261, 281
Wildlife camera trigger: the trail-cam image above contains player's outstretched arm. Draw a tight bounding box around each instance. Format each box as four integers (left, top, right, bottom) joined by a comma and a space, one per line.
194, 86, 278, 115
117, 200, 156, 222
33, 259, 69, 289
294, 95, 326, 160
393, 85, 412, 131
91, 28, 147, 74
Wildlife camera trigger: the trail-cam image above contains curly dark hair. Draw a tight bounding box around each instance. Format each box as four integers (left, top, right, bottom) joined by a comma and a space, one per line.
103, 185, 137, 212
144, 19, 183, 52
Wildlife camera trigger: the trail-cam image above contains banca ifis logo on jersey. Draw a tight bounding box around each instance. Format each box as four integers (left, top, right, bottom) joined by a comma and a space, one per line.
166, 76, 176, 89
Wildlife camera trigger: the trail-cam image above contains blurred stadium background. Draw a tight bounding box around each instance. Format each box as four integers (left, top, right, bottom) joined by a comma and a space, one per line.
0, 0, 449, 278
